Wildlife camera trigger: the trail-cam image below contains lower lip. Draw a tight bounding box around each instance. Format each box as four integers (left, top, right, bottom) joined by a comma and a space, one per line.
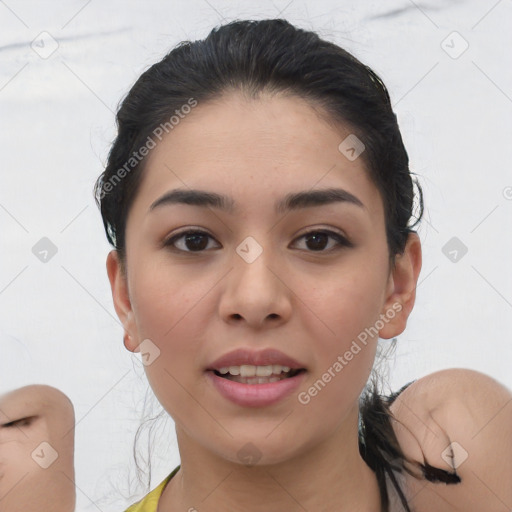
205, 370, 307, 408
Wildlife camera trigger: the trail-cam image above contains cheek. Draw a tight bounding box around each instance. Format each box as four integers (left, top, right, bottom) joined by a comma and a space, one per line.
131, 257, 213, 340
294, 262, 386, 398
131, 265, 217, 411
299, 260, 387, 346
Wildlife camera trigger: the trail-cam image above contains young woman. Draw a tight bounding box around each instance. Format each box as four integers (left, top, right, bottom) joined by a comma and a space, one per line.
94, 19, 512, 512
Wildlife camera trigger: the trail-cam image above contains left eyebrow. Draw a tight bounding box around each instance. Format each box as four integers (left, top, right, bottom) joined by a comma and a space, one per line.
148, 187, 365, 215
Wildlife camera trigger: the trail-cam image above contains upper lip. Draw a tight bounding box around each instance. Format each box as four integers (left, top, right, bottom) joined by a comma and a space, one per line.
206, 348, 306, 371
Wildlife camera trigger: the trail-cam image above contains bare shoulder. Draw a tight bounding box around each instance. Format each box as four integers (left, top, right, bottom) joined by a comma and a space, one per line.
388, 368, 512, 512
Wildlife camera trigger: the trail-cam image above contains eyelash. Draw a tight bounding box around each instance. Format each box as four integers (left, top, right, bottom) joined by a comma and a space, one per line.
163, 228, 353, 254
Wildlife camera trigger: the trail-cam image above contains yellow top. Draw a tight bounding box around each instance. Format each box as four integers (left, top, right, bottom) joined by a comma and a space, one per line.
125, 466, 180, 512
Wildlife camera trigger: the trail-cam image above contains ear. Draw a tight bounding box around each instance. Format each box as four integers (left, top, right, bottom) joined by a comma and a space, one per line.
106, 250, 140, 352
378, 232, 422, 339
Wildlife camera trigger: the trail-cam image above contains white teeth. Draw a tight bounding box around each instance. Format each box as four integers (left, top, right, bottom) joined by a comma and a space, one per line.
255, 365, 271, 377
217, 364, 292, 377
228, 366, 240, 375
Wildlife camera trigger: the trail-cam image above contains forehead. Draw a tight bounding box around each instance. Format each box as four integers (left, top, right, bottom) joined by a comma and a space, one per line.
129, 91, 383, 220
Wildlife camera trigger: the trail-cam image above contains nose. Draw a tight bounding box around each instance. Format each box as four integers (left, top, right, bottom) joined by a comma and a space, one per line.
218, 241, 292, 329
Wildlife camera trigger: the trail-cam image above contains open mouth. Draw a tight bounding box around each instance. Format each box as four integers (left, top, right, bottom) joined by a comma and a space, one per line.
212, 368, 306, 385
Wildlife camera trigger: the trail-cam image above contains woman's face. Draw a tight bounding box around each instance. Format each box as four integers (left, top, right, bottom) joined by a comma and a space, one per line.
107, 91, 420, 465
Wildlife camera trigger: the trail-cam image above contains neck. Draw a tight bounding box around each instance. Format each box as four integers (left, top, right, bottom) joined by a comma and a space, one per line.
159, 403, 382, 512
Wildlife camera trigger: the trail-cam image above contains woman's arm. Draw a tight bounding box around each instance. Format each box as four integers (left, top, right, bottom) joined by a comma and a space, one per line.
389, 368, 512, 512
0, 385, 76, 512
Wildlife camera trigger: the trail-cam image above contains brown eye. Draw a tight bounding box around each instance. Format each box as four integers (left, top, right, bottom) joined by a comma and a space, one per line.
164, 230, 219, 252
293, 230, 353, 252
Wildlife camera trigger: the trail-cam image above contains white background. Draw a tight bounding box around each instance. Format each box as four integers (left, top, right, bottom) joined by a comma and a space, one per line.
1, 1, 511, 510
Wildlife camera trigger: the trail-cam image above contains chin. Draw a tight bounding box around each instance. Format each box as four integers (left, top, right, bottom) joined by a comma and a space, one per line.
206, 436, 307, 468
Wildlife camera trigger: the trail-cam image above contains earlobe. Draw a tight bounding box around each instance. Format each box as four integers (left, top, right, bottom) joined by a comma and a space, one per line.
123, 331, 140, 353
106, 250, 139, 352
379, 233, 422, 340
